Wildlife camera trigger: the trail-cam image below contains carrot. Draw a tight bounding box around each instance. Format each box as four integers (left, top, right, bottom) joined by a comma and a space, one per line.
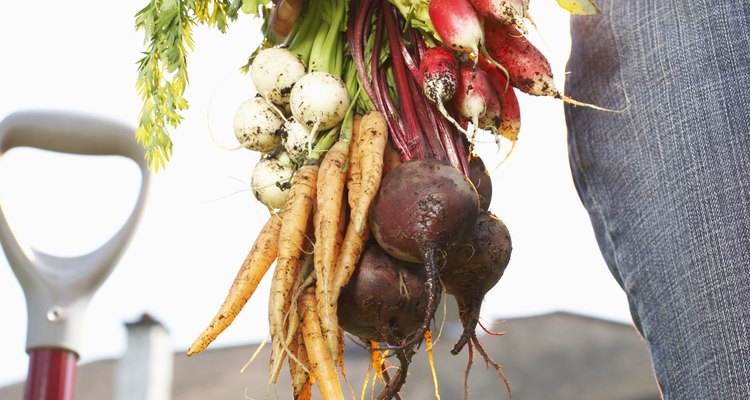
346, 115, 363, 210
271, 242, 315, 383
313, 139, 349, 363
187, 213, 283, 356
299, 287, 344, 400
268, 162, 319, 383
331, 112, 374, 321
289, 327, 313, 400
352, 111, 388, 237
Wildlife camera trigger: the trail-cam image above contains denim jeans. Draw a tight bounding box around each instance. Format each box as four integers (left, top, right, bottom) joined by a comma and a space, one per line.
565, 1, 750, 398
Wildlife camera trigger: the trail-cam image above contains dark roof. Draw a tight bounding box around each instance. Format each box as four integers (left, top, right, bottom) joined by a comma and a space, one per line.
0, 311, 660, 400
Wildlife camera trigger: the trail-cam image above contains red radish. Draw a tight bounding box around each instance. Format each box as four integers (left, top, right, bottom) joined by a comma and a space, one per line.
369, 158, 480, 350
420, 46, 466, 134
453, 65, 502, 144
480, 56, 521, 143
484, 19, 610, 110
468, 0, 529, 31
483, 20, 554, 97
428, 0, 484, 55
428, 0, 509, 77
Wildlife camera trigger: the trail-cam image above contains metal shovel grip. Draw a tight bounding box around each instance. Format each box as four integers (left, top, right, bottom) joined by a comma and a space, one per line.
0, 110, 150, 355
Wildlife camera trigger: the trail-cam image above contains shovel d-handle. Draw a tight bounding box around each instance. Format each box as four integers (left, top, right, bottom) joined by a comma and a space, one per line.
0, 110, 150, 357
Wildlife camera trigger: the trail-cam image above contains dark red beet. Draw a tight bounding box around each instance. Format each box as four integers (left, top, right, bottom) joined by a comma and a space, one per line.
440, 211, 512, 354
337, 241, 437, 345
468, 154, 493, 210
370, 158, 480, 263
369, 158, 480, 350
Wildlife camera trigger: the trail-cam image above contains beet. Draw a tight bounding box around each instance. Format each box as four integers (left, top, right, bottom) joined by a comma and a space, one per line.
468, 154, 493, 210
440, 211, 512, 354
370, 158, 480, 263
369, 158, 480, 349
337, 241, 437, 345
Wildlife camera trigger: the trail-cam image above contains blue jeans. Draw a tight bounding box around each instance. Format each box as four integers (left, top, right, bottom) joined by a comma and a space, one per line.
565, 1, 750, 398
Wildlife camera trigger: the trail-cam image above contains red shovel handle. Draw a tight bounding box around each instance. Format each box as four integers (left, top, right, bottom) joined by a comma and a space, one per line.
25, 348, 77, 400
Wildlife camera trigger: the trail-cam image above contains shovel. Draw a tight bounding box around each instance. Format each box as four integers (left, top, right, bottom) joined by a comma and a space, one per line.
0, 111, 150, 400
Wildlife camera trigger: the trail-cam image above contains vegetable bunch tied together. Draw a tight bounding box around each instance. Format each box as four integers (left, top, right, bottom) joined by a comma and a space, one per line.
135, 0, 601, 398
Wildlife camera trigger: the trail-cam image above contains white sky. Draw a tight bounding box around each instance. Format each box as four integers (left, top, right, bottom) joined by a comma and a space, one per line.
0, 0, 632, 388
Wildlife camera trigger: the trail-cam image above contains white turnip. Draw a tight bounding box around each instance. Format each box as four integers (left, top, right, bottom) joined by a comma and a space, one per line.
289, 71, 350, 131
250, 155, 295, 209
279, 119, 311, 161
251, 47, 307, 106
233, 97, 285, 153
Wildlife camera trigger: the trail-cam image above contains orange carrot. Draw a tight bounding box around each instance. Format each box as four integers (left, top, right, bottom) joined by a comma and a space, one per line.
352, 111, 388, 237
313, 140, 349, 363
299, 287, 344, 400
346, 115, 363, 210
187, 213, 283, 356
268, 162, 318, 383
271, 238, 315, 383
289, 326, 313, 400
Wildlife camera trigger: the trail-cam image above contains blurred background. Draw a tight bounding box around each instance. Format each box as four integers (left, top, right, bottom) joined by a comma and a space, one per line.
0, 1, 657, 398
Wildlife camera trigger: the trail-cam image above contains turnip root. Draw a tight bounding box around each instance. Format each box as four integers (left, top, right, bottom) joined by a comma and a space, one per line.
251, 47, 307, 106
369, 158, 480, 349
290, 71, 350, 131
233, 97, 285, 153
440, 210, 512, 354
279, 119, 311, 161
251, 155, 295, 209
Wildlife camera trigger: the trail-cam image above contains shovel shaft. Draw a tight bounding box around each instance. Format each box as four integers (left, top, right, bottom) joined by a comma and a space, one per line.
24, 348, 77, 400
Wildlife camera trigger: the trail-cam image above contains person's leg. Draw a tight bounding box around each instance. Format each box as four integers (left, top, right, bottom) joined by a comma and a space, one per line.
565, 1, 750, 398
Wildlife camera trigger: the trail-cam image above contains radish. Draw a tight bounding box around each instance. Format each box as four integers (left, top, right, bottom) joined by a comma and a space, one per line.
428, 0, 484, 56
251, 47, 307, 106
483, 19, 610, 110
479, 57, 522, 143
420, 46, 466, 134
440, 210, 512, 354
468, 0, 529, 31
428, 0, 509, 77
369, 158, 480, 350
233, 97, 285, 153
289, 71, 350, 131
250, 154, 295, 209
483, 20, 553, 97
453, 65, 502, 144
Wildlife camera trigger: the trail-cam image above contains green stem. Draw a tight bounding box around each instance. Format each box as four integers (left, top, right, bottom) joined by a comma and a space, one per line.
308, 127, 341, 161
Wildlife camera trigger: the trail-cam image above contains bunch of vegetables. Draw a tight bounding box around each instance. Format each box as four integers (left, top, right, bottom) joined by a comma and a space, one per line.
135, 0, 600, 398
